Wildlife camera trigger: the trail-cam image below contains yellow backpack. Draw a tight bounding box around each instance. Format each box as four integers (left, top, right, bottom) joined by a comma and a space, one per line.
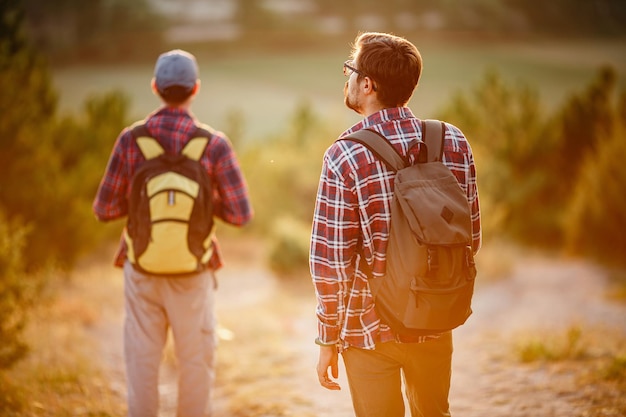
125, 123, 215, 275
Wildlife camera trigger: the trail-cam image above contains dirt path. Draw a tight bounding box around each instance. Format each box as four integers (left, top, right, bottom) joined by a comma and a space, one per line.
450, 257, 626, 416
94, 243, 626, 416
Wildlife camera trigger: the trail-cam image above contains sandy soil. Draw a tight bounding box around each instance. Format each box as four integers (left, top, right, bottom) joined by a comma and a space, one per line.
94, 241, 626, 417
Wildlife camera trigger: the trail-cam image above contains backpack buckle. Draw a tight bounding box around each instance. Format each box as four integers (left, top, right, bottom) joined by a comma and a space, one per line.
427, 247, 439, 276
465, 245, 475, 267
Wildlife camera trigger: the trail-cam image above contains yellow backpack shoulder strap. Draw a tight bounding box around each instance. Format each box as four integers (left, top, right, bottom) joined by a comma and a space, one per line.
181, 124, 214, 161
130, 122, 165, 160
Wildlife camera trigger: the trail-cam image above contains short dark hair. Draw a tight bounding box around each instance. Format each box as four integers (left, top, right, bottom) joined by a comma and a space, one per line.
352, 32, 422, 108
157, 85, 194, 106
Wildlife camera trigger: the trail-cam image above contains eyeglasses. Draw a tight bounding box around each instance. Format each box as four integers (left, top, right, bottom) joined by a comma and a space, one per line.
343, 60, 377, 91
343, 60, 367, 78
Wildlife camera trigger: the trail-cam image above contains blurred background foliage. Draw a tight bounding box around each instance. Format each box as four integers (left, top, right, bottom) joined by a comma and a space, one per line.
16, 0, 626, 65
439, 66, 626, 256
1, 0, 626, 371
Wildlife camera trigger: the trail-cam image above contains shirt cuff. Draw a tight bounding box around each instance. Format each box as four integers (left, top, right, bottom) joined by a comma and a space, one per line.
317, 321, 340, 345
315, 337, 338, 346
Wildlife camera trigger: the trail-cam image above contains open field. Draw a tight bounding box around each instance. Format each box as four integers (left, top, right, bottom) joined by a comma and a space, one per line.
52, 37, 626, 143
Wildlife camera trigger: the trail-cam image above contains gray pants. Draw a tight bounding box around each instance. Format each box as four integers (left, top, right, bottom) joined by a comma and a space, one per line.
342, 332, 453, 417
123, 262, 217, 417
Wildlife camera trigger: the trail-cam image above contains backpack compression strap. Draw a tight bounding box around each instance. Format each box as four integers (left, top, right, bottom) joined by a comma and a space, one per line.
130, 123, 213, 161
342, 119, 446, 172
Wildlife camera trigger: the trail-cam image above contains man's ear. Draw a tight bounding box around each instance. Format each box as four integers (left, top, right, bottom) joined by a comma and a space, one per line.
362, 77, 377, 94
151, 78, 158, 95
191, 80, 200, 96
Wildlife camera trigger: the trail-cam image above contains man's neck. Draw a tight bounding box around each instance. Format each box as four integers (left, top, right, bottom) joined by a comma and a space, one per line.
163, 102, 191, 111
360, 103, 386, 118
358, 92, 386, 118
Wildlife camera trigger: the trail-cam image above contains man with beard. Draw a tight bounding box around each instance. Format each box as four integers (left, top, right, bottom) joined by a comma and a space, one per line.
309, 32, 481, 417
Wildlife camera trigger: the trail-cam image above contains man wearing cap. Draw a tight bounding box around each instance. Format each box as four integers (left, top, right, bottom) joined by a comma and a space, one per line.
93, 49, 253, 416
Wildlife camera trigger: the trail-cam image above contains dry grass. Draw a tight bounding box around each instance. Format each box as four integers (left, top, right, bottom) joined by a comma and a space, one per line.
1, 282, 125, 417
515, 326, 588, 363
512, 326, 626, 416
0, 257, 126, 416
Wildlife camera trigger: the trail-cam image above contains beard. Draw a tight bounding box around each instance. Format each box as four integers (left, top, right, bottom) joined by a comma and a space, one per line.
344, 81, 362, 114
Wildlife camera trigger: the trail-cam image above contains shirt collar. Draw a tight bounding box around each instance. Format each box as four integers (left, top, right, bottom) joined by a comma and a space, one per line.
153, 105, 194, 118
340, 107, 416, 137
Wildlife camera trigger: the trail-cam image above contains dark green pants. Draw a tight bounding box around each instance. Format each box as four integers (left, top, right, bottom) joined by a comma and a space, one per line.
342, 332, 453, 417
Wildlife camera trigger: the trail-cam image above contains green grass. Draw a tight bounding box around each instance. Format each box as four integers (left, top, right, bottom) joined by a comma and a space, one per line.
52, 37, 626, 144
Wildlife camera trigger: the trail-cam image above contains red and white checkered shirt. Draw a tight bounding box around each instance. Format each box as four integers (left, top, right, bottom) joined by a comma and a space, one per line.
310, 107, 481, 350
93, 106, 253, 270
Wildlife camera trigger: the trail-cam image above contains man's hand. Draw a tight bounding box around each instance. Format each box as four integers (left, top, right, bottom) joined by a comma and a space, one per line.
316, 344, 341, 390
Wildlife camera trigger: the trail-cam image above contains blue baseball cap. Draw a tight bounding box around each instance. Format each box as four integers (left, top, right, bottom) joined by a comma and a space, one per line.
154, 49, 198, 92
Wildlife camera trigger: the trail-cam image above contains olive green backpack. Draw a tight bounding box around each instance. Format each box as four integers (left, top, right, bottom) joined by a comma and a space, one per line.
343, 120, 477, 336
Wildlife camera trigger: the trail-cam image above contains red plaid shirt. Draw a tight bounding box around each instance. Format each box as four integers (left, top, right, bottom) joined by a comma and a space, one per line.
93, 107, 253, 270
310, 107, 481, 350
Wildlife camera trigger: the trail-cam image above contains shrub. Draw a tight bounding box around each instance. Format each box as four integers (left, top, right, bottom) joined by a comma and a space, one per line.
0, 211, 36, 369
267, 216, 311, 277
565, 121, 626, 267
240, 100, 330, 236
438, 66, 626, 263
437, 70, 559, 244
0, 2, 130, 270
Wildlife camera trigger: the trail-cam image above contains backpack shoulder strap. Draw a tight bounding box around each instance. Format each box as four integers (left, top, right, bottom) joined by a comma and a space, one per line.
422, 119, 445, 162
131, 121, 215, 161
182, 124, 214, 161
130, 122, 164, 160
342, 129, 406, 172
182, 137, 209, 161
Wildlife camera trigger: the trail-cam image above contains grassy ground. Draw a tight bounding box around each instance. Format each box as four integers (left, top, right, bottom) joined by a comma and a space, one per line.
1, 238, 625, 416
